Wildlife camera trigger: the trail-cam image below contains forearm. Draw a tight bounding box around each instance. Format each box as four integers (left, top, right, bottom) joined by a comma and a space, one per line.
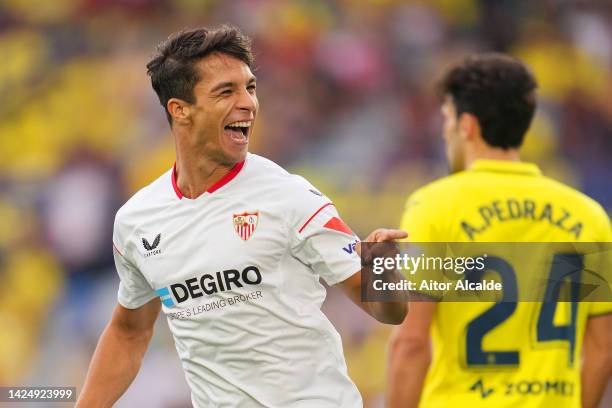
364, 265, 408, 324
77, 323, 153, 407
386, 340, 431, 408
341, 269, 407, 325
581, 349, 612, 408
368, 301, 407, 325
341, 228, 410, 324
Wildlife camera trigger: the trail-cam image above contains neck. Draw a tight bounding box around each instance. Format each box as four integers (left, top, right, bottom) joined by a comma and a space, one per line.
465, 145, 520, 169
173, 129, 235, 199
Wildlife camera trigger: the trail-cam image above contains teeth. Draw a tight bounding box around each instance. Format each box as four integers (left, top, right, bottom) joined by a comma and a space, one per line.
226, 121, 251, 128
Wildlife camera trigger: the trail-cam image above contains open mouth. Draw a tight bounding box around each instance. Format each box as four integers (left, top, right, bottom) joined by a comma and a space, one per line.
224, 121, 251, 144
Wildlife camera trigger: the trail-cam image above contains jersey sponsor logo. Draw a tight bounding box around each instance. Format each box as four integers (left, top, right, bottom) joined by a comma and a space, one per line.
142, 233, 161, 257
323, 217, 354, 236
156, 266, 263, 307
469, 378, 494, 399
233, 211, 259, 240
342, 239, 359, 255
155, 287, 174, 307
468, 378, 575, 399
504, 379, 574, 397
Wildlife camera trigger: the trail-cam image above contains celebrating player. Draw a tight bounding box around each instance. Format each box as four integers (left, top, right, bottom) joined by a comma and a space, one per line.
387, 54, 611, 407
76, 26, 407, 408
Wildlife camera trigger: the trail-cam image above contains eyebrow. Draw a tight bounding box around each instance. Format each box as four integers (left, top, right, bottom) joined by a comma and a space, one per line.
210, 76, 257, 93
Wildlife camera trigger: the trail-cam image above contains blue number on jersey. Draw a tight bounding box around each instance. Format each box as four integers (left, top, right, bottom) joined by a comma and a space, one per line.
465, 253, 582, 368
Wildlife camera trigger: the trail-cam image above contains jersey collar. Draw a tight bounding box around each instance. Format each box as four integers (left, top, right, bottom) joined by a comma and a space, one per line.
469, 159, 541, 176
171, 159, 246, 200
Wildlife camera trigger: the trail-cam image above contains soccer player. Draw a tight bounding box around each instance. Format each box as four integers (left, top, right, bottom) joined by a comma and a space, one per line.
76, 26, 407, 408
387, 54, 611, 408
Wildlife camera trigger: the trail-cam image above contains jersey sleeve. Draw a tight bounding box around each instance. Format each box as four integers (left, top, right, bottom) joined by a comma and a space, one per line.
113, 216, 157, 309
399, 190, 451, 299
588, 302, 612, 317
288, 178, 361, 286
588, 209, 612, 316
399, 190, 438, 243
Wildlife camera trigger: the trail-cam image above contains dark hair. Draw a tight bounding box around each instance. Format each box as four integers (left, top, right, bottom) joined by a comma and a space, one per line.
146, 25, 253, 124
438, 53, 537, 149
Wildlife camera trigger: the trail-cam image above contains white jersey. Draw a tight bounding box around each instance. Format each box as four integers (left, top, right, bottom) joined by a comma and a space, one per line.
112, 153, 363, 408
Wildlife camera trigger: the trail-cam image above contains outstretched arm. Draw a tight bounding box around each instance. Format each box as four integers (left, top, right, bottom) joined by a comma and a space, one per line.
76, 299, 161, 408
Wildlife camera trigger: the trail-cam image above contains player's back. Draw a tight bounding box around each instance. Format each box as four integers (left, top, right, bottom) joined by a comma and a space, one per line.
400, 159, 611, 408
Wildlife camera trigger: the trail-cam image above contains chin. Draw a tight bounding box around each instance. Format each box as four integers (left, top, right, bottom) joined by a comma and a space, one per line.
222, 147, 248, 165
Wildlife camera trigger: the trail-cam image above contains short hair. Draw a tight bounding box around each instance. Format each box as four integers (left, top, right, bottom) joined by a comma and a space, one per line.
438, 53, 537, 149
146, 25, 253, 124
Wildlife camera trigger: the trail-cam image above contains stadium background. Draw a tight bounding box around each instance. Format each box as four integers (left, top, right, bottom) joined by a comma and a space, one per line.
0, 0, 610, 406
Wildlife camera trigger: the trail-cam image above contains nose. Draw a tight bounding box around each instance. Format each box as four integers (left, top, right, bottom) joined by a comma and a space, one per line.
237, 87, 257, 114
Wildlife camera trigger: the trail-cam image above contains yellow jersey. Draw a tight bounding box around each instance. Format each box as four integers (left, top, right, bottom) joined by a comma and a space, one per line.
399, 159, 612, 408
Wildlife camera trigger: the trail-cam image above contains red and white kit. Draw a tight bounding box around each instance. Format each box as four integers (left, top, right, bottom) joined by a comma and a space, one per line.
112, 153, 363, 408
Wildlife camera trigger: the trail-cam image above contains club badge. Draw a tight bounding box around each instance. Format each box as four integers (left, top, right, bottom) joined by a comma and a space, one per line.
233, 211, 259, 240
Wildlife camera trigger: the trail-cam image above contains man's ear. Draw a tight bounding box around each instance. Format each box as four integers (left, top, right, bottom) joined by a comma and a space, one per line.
458, 112, 479, 141
167, 98, 192, 125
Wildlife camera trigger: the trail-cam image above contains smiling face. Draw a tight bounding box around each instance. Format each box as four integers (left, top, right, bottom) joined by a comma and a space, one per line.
186, 53, 258, 165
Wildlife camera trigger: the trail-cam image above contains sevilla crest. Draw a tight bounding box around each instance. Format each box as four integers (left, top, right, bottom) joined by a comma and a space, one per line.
233, 211, 259, 240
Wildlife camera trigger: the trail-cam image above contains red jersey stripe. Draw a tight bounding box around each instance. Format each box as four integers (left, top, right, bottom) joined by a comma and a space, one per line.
298, 202, 335, 233
323, 217, 354, 236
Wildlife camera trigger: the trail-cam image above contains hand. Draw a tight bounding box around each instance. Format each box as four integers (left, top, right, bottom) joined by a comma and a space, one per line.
355, 228, 408, 258
353, 228, 410, 324
364, 228, 408, 243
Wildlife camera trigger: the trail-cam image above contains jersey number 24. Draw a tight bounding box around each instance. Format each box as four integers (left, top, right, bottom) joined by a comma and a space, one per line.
465, 253, 582, 368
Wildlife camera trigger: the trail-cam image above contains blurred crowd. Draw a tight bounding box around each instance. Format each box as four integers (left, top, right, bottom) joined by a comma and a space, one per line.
0, 0, 611, 406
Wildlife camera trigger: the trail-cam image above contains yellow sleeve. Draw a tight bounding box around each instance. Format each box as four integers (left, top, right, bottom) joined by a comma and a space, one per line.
399, 191, 451, 300
596, 203, 612, 242
589, 302, 612, 317
589, 210, 612, 316
399, 191, 438, 243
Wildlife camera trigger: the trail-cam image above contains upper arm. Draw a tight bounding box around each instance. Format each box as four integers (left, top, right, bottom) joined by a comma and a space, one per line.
335, 270, 362, 305
585, 313, 612, 355
114, 247, 157, 309
113, 215, 157, 309
288, 178, 361, 286
112, 298, 161, 334
390, 301, 436, 349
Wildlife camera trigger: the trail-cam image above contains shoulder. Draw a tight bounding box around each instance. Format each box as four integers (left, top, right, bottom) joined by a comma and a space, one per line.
114, 168, 174, 244
403, 171, 469, 212
540, 175, 610, 224
246, 154, 333, 224
245, 153, 290, 175
541, 176, 604, 208
246, 153, 324, 196
399, 172, 474, 240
